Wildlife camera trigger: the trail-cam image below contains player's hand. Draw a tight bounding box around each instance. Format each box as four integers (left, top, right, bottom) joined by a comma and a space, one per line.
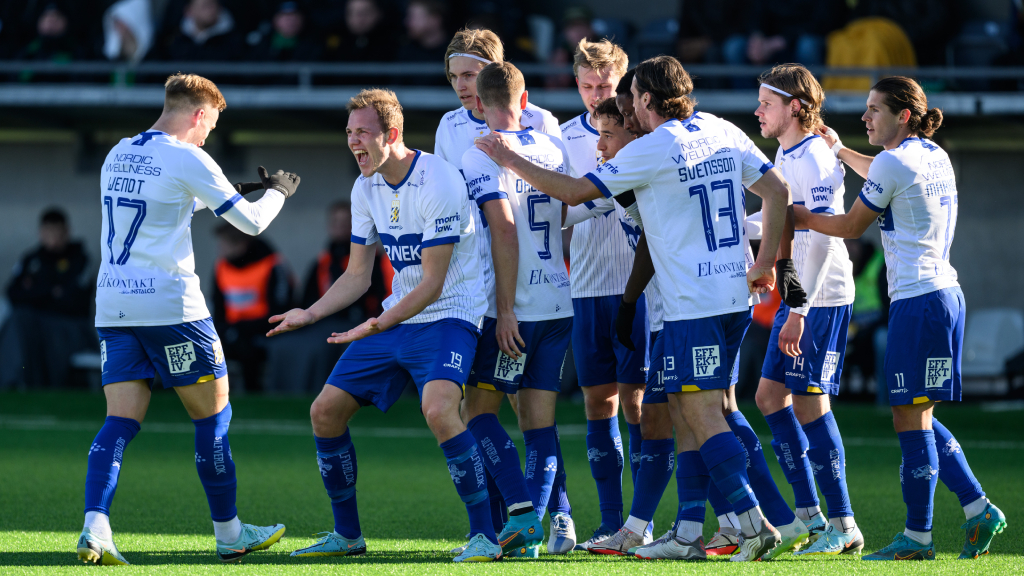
266, 308, 315, 337
475, 132, 518, 167
816, 125, 844, 156
791, 203, 811, 229
258, 166, 301, 198
747, 262, 776, 295
778, 312, 804, 358
328, 317, 384, 344
496, 310, 525, 360
776, 258, 807, 308
233, 181, 264, 196
615, 299, 637, 351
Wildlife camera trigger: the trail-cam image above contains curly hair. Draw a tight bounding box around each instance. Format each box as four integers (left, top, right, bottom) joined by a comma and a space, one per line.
757, 64, 824, 132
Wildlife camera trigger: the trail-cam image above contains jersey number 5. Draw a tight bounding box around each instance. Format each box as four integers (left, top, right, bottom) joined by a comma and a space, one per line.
103, 196, 148, 265
689, 180, 740, 252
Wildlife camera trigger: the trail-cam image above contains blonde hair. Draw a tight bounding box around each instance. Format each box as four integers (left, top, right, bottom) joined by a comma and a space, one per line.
758, 64, 825, 131
346, 88, 404, 140
163, 73, 226, 113
573, 38, 628, 79
444, 28, 504, 81
477, 62, 525, 109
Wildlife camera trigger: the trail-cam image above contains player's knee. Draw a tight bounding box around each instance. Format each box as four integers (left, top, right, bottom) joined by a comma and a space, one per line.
583, 385, 617, 419
640, 407, 672, 440
754, 380, 783, 415
310, 397, 335, 428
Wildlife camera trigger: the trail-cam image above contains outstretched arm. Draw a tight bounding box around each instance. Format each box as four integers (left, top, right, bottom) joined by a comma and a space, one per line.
794, 198, 879, 239
817, 126, 874, 179
476, 133, 602, 206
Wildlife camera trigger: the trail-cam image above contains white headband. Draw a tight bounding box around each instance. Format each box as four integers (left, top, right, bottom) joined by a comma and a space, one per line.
761, 83, 810, 107
448, 52, 493, 65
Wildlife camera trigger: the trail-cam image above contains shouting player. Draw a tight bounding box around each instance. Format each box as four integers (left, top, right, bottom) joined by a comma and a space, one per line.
461, 61, 576, 558
476, 55, 794, 562
272, 89, 500, 563
799, 77, 1007, 561
558, 38, 652, 551
752, 64, 863, 556
79, 74, 298, 565
434, 27, 576, 554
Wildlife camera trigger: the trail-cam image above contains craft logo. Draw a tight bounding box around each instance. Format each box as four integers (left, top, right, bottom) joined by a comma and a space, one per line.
926, 357, 953, 389
444, 351, 463, 372
165, 342, 196, 374
692, 345, 720, 378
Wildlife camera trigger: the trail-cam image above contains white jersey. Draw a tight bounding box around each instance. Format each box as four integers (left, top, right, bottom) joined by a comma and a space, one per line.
350, 150, 486, 325
462, 128, 572, 321
859, 137, 959, 301
774, 135, 855, 315
435, 103, 560, 316
586, 112, 773, 321
96, 130, 285, 327
561, 112, 635, 298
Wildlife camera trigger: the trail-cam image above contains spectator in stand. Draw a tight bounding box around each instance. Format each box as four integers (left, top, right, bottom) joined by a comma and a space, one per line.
155, 0, 244, 61
14, 2, 98, 80
849, 0, 958, 66
301, 201, 390, 323
723, 0, 848, 71
676, 0, 750, 64
212, 223, 293, 392
546, 5, 597, 87
4, 208, 95, 388
396, 0, 449, 63
248, 1, 321, 61
320, 0, 397, 62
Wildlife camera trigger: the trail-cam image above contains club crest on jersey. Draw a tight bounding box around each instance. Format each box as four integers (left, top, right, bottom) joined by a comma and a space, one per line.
925, 357, 953, 389
165, 341, 196, 374
390, 198, 400, 222
692, 346, 720, 378
494, 352, 526, 383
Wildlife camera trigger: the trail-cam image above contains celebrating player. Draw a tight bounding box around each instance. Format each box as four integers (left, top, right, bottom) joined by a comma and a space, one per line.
476, 55, 794, 562
752, 64, 863, 557
435, 27, 576, 554
461, 61, 576, 558
271, 89, 500, 563
558, 38, 652, 551
798, 77, 1007, 561
80, 74, 298, 565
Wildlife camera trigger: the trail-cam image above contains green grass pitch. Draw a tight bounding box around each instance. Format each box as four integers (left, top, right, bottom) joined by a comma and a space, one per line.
1, 390, 1020, 574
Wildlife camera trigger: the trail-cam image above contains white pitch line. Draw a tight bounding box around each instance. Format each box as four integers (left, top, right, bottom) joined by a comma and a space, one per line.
0, 416, 1021, 450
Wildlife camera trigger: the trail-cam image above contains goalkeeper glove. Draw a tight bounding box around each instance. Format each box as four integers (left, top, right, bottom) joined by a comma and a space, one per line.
258, 166, 301, 198
615, 299, 637, 351
233, 182, 263, 196
776, 258, 807, 308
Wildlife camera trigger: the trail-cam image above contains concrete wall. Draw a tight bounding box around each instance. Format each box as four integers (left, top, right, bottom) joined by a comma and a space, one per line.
2, 138, 1022, 319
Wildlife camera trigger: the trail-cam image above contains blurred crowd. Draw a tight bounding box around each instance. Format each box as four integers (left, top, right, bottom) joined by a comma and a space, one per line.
0, 0, 1021, 87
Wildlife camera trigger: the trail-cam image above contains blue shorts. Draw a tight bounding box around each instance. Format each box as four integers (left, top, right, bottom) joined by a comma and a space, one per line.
885, 287, 964, 406
643, 330, 666, 404
469, 316, 572, 395
572, 294, 649, 386
661, 310, 750, 393
97, 317, 227, 388
326, 318, 480, 412
762, 304, 852, 395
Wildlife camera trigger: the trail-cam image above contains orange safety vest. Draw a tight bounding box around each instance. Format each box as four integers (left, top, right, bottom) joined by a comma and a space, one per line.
216, 254, 278, 324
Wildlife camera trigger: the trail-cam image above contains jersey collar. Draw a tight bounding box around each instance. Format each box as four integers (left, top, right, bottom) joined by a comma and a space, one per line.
581, 112, 599, 135
383, 149, 422, 191
467, 109, 487, 125
898, 136, 922, 148
494, 126, 534, 135
782, 134, 819, 155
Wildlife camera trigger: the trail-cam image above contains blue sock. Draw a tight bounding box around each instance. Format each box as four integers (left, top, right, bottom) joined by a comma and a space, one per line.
707, 481, 733, 517
932, 418, 985, 508
523, 426, 558, 519
626, 422, 643, 485
546, 423, 572, 517
675, 451, 709, 524
727, 411, 797, 526
586, 416, 624, 529
700, 432, 759, 515
467, 414, 532, 511
629, 439, 674, 523
441, 431, 496, 544
84, 416, 141, 515
898, 430, 938, 532
802, 411, 853, 518
193, 404, 237, 522
315, 431, 360, 539
486, 470, 507, 533
765, 406, 819, 509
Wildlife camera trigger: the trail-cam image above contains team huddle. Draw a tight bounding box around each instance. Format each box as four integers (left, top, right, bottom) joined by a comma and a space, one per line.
77, 28, 1007, 566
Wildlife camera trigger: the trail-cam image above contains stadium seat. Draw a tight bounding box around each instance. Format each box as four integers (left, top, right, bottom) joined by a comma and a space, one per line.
961, 307, 1024, 379
592, 18, 631, 47
636, 18, 678, 61
947, 20, 1011, 90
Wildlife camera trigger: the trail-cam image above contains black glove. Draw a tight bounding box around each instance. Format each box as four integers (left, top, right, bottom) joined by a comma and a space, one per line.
233, 182, 263, 196
776, 258, 807, 308
258, 166, 300, 198
615, 299, 637, 351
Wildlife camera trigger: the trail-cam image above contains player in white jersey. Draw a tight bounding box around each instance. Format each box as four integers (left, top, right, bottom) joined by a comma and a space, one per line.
476, 55, 794, 562
459, 61, 576, 558
269, 89, 500, 563
557, 38, 653, 551
434, 28, 576, 553
747, 65, 864, 557
799, 77, 1005, 562
79, 74, 298, 565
